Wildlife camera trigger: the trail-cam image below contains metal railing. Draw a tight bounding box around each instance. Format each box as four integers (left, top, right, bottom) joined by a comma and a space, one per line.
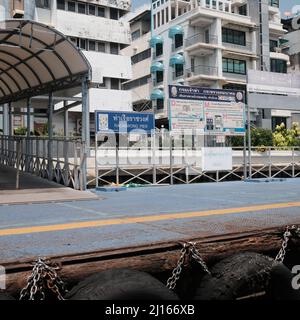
222, 41, 253, 52
185, 33, 218, 47
89, 132, 300, 187
0, 135, 86, 190
186, 65, 219, 77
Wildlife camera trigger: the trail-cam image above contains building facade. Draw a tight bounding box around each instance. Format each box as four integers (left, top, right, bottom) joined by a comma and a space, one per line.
121, 6, 152, 112
149, 0, 291, 130
0, 0, 133, 136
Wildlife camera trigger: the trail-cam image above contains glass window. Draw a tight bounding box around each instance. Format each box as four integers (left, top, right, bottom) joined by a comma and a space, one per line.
97, 6, 105, 17
271, 59, 287, 73
36, 0, 50, 9
175, 64, 184, 78
57, 0, 65, 10
222, 28, 246, 46
156, 71, 164, 83
88, 40, 96, 51
111, 78, 120, 90
131, 30, 141, 41
79, 39, 86, 50
156, 99, 164, 110
67, 1, 75, 12
174, 34, 183, 49
89, 5, 96, 15
110, 43, 119, 55
110, 8, 118, 20
98, 42, 106, 53
155, 43, 163, 57
78, 3, 86, 14
223, 58, 246, 74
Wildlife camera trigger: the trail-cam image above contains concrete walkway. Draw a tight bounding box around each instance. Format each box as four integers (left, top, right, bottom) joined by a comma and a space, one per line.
1, 179, 300, 262
0, 165, 98, 205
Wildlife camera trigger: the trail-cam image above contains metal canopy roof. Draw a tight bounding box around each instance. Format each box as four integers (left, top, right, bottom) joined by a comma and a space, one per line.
0, 20, 91, 105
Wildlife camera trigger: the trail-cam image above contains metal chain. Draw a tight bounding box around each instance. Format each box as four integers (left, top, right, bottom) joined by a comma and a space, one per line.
19, 258, 67, 300
167, 242, 210, 290
275, 225, 300, 263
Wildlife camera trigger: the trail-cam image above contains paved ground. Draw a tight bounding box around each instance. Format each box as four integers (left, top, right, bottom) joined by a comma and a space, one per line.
1, 178, 300, 263
0, 165, 98, 204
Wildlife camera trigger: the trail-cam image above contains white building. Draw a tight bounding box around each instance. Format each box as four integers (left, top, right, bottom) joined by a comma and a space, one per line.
0, 0, 133, 136
149, 0, 291, 129
121, 6, 152, 113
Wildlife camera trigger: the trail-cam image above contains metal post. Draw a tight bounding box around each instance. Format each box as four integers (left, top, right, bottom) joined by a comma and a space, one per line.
48, 92, 54, 181
292, 147, 295, 178
95, 133, 99, 188
247, 104, 252, 180
64, 101, 69, 138
81, 77, 90, 190
152, 132, 157, 185
170, 133, 174, 185
25, 98, 31, 172
243, 133, 247, 180
16, 138, 21, 190
268, 147, 272, 178
3, 104, 9, 135
8, 103, 12, 136
116, 143, 120, 186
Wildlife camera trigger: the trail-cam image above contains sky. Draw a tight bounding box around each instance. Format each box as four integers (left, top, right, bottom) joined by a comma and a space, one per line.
132, 0, 299, 16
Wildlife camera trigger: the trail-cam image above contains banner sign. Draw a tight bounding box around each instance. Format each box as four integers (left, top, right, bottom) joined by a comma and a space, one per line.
202, 147, 233, 171
95, 111, 155, 134
169, 85, 245, 134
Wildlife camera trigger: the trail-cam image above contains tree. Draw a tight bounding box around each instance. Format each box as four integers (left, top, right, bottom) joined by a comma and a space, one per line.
273, 122, 300, 147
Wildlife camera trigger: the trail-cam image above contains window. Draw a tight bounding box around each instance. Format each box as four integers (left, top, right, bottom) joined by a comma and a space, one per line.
270, 40, 278, 52
36, 0, 50, 9
131, 49, 151, 65
111, 78, 120, 90
174, 34, 183, 49
131, 30, 141, 41
174, 64, 184, 78
57, 0, 65, 10
88, 40, 96, 51
156, 99, 164, 110
98, 42, 106, 53
78, 3, 86, 14
155, 43, 163, 57
239, 4, 247, 16
269, 0, 279, 8
156, 71, 164, 83
88, 5, 96, 15
110, 8, 118, 20
122, 76, 151, 90
223, 58, 246, 74
97, 6, 105, 17
271, 59, 287, 73
110, 43, 119, 55
222, 28, 246, 46
79, 39, 86, 50
67, 1, 75, 12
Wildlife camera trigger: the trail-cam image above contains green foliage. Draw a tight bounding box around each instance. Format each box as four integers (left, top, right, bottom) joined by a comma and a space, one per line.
273, 122, 300, 147
14, 127, 27, 136
229, 128, 273, 148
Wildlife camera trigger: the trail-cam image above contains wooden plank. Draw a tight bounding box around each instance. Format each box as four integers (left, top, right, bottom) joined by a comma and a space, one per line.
5, 226, 293, 296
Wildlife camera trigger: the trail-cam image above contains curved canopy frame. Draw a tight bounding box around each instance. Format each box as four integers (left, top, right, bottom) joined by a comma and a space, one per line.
0, 20, 91, 105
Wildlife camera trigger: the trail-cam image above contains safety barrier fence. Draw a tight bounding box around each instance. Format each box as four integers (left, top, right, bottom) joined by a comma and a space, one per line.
0, 135, 86, 190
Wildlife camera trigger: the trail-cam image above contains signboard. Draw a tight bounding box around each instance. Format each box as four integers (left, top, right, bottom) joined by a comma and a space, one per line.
202, 147, 233, 171
168, 85, 245, 134
95, 111, 155, 134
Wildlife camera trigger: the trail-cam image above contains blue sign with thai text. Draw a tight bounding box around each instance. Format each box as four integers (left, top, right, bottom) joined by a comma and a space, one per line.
95, 111, 155, 134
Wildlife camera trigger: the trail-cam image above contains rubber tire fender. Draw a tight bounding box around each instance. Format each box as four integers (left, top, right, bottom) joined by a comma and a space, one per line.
66, 269, 179, 300
194, 252, 276, 300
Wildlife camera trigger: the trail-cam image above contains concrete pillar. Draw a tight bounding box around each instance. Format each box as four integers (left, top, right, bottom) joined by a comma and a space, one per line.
81, 78, 90, 148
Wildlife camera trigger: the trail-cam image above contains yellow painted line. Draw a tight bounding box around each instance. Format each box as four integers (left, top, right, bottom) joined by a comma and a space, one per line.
1, 201, 300, 237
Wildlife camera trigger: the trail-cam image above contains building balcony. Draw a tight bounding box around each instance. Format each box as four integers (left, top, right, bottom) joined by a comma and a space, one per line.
222, 41, 256, 57
185, 33, 219, 56
223, 72, 247, 84
186, 65, 220, 84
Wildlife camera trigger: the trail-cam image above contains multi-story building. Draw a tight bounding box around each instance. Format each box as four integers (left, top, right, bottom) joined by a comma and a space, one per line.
121, 5, 152, 112
0, 0, 133, 136
149, 0, 291, 129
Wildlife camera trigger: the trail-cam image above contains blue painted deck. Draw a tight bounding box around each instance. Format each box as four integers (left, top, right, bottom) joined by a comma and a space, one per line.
1, 179, 300, 263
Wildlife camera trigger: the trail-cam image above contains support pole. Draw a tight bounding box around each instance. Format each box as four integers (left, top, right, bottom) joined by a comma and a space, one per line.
8, 103, 12, 136
247, 104, 252, 180
25, 98, 31, 172
48, 92, 54, 181
81, 77, 90, 190
3, 104, 9, 136
64, 101, 69, 138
